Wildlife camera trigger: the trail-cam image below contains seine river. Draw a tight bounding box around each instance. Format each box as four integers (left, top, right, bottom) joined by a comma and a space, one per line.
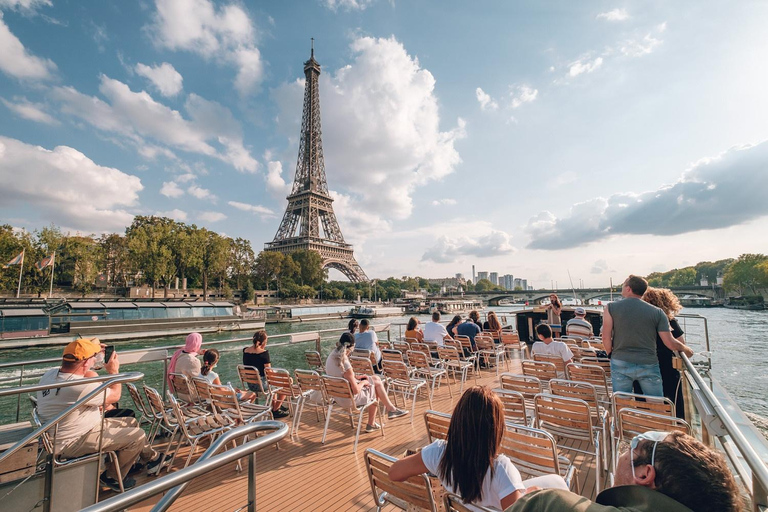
1, 306, 766, 434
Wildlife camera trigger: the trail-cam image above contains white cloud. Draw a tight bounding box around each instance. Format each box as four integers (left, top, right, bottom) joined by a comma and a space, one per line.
323, 0, 376, 10
265, 160, 291, 197
187, 184, 215, 201
135, 62, 183, 97
596, 8, 629, 21
431, 198, 457, 206
526, 140, 768, 249
176, 172, 196, 183
228, 200, 275, 219
568, 56, 603, 77
1, 96, 58, 125
591, 259, 608, 274
547, 171, 577, 188
0, 136, 142, 231
53, 76, 257, 171
198, 211, 226, 223
273, 36, 466, 235
148, 0, 263, 95
0, 0, 51, 12
422, 230, 516, 263
155, 208, 187, 221
160, 181, 184, 198
0, 12, 56, 80
620, 33, 663, 58
475, 87, 498, 111
509, 85, 538, 109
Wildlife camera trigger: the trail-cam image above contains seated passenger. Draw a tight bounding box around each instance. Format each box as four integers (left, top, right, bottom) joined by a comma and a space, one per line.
243, 331, 289, 418
354, 318, 382, 365
565, 307, 593, 339
167, 332, 203, 401
483, 311, 503, 341
199, 349, 256, 402
531, 324, 573, 365
404, 317, 424, 342
445, 315, 463, 337
325, 333, 406, 431
508, 431, 742, 512
389, 386, 568, 510
37, 338, 165, 491
423, 311, 453, 346
456, 315, 482, 349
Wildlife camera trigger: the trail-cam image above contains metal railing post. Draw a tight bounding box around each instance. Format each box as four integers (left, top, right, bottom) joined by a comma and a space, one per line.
15, 365, 24, 422
248, 451, 257, 512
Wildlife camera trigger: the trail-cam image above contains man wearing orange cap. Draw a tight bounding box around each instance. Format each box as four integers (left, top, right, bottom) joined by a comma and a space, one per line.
36, 338, 165, 491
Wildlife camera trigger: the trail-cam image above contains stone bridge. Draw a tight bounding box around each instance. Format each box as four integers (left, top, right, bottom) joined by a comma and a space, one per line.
465, 286, 723, 306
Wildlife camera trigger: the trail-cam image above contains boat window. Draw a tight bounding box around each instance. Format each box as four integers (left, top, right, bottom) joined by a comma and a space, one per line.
178, 307, 194, 318
216, 307, 231, 316
191, 307, 209, 317
1, 315, 49, 333
165, 308, 181, 318
107, 310, 124, 321
121, 308, 140, 320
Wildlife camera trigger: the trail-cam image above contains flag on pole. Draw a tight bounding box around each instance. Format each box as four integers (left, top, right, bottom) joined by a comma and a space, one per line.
36, 253, 55, 271
4, 250, 24, 268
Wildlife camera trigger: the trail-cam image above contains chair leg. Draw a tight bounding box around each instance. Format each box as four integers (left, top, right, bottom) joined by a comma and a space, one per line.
594, 434, 602, 494
291, 396, 303, 437
409, 387, 418, 424
352, 407, 366, 453
321, 404, 334, 444
184, 439, 199, 469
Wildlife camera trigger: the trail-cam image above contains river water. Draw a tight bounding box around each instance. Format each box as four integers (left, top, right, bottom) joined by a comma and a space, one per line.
1, 306, 766, 434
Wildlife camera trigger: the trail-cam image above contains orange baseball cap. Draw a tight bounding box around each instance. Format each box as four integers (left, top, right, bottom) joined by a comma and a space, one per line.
62, 338, 102, 361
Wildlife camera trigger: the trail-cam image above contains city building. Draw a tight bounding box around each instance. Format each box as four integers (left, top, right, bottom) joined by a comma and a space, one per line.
521, 279, 528, 290
513, 278, 522, 289
501, 274, 515, 290
477, 271, 489, 282
489, 272, 498, 285
455, 273, 464, 280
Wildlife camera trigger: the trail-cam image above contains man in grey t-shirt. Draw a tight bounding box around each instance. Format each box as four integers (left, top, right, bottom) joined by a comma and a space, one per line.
602, 275, 693, 396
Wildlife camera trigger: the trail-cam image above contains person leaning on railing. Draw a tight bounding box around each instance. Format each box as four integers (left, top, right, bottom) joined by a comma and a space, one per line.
36, 338, 166, 492
507, 431, 743, 511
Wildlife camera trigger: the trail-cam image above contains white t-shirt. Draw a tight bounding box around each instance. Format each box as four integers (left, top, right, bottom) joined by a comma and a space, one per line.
423, 322, 449, 345
531, 340, 574, 362
200, 369, 218, 384
420, 439, 524, 510
36, 368, 103, 450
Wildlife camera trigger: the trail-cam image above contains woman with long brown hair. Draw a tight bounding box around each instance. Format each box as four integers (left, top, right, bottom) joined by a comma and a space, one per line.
483, 311, 502, 340
642, 287, 688, 418
389, 386, 566, 509
544, 294, 562, 336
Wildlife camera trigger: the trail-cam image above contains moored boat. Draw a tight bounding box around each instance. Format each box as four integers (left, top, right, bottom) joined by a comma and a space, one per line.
723, 296, 766, 310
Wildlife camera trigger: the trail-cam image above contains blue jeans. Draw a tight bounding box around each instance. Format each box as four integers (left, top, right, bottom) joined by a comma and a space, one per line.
610, 359, 663, 397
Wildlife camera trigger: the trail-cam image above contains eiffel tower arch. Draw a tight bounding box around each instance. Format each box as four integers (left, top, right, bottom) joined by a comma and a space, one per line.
264, 42, 368, 283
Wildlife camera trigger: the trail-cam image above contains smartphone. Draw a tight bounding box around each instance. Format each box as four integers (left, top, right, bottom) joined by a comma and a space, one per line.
104, 345, 115, 364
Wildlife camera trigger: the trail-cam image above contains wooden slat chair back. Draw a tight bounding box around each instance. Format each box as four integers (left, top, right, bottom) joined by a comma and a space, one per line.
143, 384, 179, 442
580, 356, 612, 380
500, 331, 525, 360
437, 345, 476, 395
549, 379, 603, 418
444, 493, 494, 512
265, 367, 304, 417
381, 360, 427, 423
321, 375, 383, 452
565, 363, 610, 400
570, 346, 597, 363
292, 369, 328, 436
499, 373, 543, 403
191, 377, 212, 403
169, 372, 199, 404
125, 382, 153, 430
378, 341, 392, 350
166, 392, 233, 470
454, 335, 475, 356
409, 343, 435, 365
521, 360, 558, 385
393, 340, 411, 355
381, 349, 407, 366
403, 336, 421, 346
533, 353, 567, 376
352, 348, 379, 369
407, 350, 452, 404
208, 384, 272, 425
611, 391, 675, 418
350, 356, 377, 377
304, 350, 325, 372
424, 410, 452, 443
475, 336, 508, 376
445, 339, 477, 367
364, 448, 439, 512
585, 340, 607, 352
492, 389, 528, 426
237, 364, 266, 394
499, 423, 580, 493
407, 349, 432, 370
533, 393, 604, 493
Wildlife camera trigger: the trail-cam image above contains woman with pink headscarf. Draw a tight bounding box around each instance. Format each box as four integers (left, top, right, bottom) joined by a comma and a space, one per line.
167, 332, 203, 389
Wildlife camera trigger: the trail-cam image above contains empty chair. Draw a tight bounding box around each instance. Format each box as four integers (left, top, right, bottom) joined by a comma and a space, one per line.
475, 335, 507, 375
393, 340, 411, 357
566, 363, 611, 405
492, 389, 529, 426
424, 410, 451, 442
454, 335, 476, 363
499, 373, 543, 405
382, 359, 427, 423
521, 360, 558, 387
143, 384, 182, 442
382, 348, 408, 366
533, 353, 567, 377
500, 331, 525, 361
125, 382, 153, 431
445, 339, 477, 371
409, 343, 438, 366
378, 340, 392, 351
166, 393, 232, 470
304, 350, 325, 373
364, 448, 440, 512
437, 345, 476, 395
611, 391, 675, 418
534, 393, 603, 493
169, 372, 200, 405
570, 345, 598, 363
579, 356, 612, 381
499, 422, 579, 493
292, 369, 328, 436
321, 375, 383, 452
408, 350, 452, 404
208, 384, 273, 426
352, 348, 379, 370
585, 340, 607, 352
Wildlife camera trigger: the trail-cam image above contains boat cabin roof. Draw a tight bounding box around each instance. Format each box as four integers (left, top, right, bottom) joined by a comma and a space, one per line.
0, 308, 47, 317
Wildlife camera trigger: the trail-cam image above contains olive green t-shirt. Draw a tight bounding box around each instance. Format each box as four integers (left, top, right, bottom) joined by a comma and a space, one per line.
607, 298, 670, 365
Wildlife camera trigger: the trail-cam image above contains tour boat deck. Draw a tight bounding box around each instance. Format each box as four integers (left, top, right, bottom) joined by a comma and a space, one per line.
115, 358, 608, 511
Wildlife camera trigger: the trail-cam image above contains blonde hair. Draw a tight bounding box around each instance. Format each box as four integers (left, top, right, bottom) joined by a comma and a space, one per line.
643, 287, 682, 319
333, 332, 355, 371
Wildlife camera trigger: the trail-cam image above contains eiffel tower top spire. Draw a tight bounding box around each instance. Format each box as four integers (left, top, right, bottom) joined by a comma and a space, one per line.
264, 43, 368, 282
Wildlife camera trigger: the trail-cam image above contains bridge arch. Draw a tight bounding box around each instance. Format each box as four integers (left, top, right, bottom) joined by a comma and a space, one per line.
322, 260, 367, 283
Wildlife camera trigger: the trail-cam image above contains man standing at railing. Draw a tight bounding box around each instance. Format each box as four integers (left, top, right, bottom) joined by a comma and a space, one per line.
36, 338, 165, 492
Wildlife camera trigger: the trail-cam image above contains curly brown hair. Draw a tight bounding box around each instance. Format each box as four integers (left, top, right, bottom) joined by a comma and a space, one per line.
642, 287, 682, 319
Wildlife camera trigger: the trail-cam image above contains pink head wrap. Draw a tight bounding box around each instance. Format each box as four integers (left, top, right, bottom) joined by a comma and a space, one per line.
168, 332, 203, 382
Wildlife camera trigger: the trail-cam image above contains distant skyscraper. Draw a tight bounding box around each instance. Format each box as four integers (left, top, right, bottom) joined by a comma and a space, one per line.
477, 271, 489, 282
489, 272, 499, 285
513, 278, 522, 289
456, 273, 464, 280
472, 265, 476, 285
501, 274, 514, 290
521, 279, 528, 290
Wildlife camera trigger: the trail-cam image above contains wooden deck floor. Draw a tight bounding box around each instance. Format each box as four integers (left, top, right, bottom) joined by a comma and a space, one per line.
120, 359, 608, 511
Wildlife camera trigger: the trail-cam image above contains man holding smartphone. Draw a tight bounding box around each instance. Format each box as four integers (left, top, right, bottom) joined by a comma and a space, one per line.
37, 338, 165, 491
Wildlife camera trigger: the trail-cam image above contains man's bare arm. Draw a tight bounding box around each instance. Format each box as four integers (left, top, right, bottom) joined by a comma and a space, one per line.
659, 331, 694, 357
602, 307, 613, 354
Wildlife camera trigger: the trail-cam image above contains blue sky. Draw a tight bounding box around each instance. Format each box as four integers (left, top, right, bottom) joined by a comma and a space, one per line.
1, 0, 767, 287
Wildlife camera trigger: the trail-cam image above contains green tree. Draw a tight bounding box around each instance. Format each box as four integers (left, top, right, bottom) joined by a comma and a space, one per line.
99, 233, 131, 289
723, 254, 768, 295
198, 229, 230, 300
242, 279, 255, 303
64, 236, 102, 296
668, 267, 697, 287
253, 251, 284, 291
229, 237, 255, 289
0, 225, 25, 293
474, 278, 495, 292
289, 249, 327, 288
126, 216, 177, 297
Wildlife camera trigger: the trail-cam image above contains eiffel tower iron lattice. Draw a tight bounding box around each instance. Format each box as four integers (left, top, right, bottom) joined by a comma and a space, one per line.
265, 43, 368, 283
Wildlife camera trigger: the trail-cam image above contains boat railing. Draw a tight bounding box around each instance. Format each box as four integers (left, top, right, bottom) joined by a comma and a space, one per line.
79, 421, 288, 512
682, 353, 768, 511
0, 372, 145, 509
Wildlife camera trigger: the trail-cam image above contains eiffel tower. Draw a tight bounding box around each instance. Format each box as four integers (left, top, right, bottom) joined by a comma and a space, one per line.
265, 42, 368, 282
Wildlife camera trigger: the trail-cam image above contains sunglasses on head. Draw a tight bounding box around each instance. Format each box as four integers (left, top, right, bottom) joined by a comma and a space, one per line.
630, 431, 669, 479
